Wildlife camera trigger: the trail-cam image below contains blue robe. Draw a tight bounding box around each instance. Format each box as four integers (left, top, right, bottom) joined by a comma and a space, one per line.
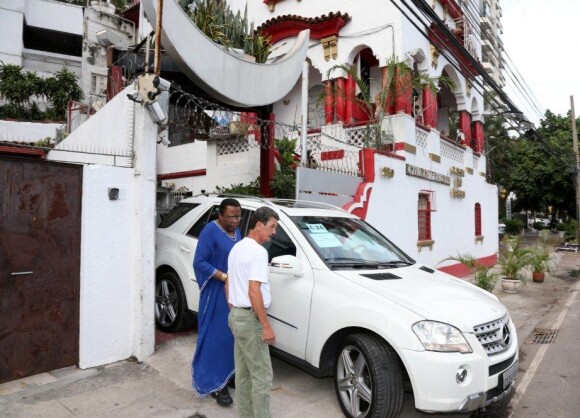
192, 220, 240, 397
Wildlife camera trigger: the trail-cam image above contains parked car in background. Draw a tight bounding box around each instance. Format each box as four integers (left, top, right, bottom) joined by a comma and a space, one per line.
155, 195, 518, 417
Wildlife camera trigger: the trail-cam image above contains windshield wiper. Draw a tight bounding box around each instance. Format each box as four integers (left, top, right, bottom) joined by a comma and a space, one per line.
377, 260, 414, 268
325, 258, 383, 269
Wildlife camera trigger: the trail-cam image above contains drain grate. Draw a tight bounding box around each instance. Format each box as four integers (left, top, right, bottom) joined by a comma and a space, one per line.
530, 328, 558, 344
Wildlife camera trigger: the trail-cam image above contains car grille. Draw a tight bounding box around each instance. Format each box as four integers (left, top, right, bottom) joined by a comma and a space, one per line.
489, 354, 516, 376
473, 315, 512, 355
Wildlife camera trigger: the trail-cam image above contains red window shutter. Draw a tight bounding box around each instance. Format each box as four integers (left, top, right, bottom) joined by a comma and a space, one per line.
474, 203, 482, 236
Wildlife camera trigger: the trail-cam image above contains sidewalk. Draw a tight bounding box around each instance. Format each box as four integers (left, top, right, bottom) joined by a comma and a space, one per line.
1, 253, 579, 418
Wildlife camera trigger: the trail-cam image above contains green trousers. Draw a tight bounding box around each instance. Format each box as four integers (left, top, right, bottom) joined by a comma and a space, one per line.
228, 307, 273, 418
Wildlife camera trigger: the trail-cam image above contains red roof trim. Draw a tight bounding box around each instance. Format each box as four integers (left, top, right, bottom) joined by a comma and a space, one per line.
258, 12, 350, 44
0, 145, 46, 159
157, 169, 206, 180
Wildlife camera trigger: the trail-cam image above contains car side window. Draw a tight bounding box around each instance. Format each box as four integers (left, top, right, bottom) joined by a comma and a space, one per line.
187, 205, 251, 238
187, 205, 220, 238
158, 203, 200, 228
263, 225, 297, 262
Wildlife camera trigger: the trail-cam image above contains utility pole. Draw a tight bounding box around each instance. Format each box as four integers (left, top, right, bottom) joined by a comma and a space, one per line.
154, 0, 163, 75
571, 96, 580, 242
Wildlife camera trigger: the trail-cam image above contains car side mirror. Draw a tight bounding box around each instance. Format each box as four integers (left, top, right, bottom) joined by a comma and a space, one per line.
270, 255, 304, 277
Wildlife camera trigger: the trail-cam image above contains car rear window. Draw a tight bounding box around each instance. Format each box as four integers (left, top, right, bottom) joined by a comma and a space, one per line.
158, 203, 200, 228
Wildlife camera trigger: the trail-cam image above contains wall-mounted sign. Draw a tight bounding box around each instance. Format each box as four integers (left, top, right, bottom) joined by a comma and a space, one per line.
406, 164, 450, 185
450, 188, 466, 199
450, 166, 465, 177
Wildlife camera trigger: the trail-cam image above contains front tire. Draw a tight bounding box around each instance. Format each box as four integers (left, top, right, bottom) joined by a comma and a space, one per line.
155, 271, 194, 332
334, 334, 404, 418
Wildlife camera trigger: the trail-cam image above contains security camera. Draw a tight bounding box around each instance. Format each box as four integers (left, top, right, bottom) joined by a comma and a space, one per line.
157, 128, 170, 146
126, 89, 141, 103
153, 76, 171, 92
146, 101, 168, 124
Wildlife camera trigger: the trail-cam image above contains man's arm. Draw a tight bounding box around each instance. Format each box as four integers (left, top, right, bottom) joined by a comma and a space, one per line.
193, 227, 226, 282
249, 280, 275, 344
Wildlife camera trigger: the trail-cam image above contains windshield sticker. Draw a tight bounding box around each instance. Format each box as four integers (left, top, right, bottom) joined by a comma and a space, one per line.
310, 232, 342, 248
307, 223, 328, 233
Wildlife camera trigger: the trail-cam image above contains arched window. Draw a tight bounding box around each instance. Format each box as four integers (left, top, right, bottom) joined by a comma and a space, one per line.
474, 203, 482, 236
307, 84, 325, 128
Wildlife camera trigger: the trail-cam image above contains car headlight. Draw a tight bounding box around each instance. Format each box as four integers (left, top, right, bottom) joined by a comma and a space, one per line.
412, 321, 472, 353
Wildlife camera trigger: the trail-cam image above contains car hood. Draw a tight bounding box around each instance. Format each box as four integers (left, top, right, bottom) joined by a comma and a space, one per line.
334, 265, 507, 332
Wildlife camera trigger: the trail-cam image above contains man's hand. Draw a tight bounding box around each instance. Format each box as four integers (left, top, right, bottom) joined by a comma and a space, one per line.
261, 324, 276, 345
249, 280, 275, 345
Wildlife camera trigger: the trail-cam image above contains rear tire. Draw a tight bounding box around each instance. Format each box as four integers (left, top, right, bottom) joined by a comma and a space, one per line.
155, 271, 194, 332
334, 333, 404, 418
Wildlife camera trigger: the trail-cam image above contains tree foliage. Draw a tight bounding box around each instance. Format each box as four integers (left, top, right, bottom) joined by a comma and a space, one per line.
0, 64, 83, 121
487, 110, 577, 220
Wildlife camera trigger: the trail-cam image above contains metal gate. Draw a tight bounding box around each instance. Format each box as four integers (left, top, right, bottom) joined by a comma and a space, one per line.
0, 157, 82, 384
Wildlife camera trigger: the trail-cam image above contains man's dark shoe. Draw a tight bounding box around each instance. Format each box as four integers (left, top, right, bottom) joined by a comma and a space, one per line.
227, 376, 235, 389
213, 387, 233, 407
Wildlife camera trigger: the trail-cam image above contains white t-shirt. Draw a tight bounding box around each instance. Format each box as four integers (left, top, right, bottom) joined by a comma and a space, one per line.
228, 237, 271, 308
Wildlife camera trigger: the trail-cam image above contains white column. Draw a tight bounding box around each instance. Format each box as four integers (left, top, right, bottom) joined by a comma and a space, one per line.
131, 102, 157, 361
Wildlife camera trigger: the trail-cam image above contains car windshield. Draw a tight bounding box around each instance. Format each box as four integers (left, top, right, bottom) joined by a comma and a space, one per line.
291, 215, 414, 269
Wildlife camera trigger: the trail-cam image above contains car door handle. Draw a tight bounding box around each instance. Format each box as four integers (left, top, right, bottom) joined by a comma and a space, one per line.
180, 246, 191, 253
11, 271, 33, 276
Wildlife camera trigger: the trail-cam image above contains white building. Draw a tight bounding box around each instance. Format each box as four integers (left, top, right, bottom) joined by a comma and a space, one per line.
156, 0, 498, 273
480, 0, 506, 89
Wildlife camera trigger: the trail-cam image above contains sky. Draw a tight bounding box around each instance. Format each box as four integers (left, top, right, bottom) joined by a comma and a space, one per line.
501, 0, 580, 125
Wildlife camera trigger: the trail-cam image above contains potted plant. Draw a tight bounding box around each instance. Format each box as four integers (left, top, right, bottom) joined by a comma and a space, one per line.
497, 237, 531, 293
528, 245, 552, 283
440, 253, 500, 293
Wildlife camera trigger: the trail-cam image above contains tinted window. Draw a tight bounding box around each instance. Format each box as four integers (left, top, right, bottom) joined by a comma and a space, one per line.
158, 203, 200, 228
187, 205, 220, 238
263, 226, 297, 262
187, 206, 251, 238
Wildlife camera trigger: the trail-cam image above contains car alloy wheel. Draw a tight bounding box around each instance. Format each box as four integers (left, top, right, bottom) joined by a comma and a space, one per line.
155, 276, 179, 329
334, 334, 404, 418
154, 271, 193, 332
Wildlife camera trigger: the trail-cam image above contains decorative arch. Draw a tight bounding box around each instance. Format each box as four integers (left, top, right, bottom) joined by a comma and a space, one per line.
439, 64, 465, 107
470, 97, 481, 121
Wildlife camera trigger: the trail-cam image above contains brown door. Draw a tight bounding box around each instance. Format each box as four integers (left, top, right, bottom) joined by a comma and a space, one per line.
0, 157, 82, 384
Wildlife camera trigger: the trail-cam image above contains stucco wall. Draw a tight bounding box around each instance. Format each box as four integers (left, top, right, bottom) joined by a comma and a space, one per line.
79, 164, 135, 368
363, 115, 498, 268
48, 85, 134, 167
0, 120, 61, 143
47, 85, 157, 368
0, 3, 24, 66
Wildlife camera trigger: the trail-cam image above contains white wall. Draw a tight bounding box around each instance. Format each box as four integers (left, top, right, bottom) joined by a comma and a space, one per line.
25, 0, 83, 35
0, 120, 61, 143
0, 2, 24, 65
0, 0, 83, 86
363, 114, 498, 268
157, 141, 207, 174
49, 85, 134, 167
79, 165, 135, 368
48, 85, 157, 368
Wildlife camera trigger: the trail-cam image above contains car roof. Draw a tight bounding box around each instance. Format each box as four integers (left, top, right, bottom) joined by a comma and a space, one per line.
180, 194, 355, 217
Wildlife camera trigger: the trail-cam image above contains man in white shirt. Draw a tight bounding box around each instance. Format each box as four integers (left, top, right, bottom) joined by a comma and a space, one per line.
227, 206, 279, 418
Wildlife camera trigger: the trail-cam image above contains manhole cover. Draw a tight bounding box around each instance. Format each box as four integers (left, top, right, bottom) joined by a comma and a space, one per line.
530, 328, 558, 344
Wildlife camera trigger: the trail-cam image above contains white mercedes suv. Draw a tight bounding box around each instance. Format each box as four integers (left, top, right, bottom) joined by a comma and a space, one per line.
155, 195, 518, 417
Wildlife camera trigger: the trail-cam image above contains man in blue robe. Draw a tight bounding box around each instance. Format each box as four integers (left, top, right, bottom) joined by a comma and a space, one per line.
192, 198, 242, 406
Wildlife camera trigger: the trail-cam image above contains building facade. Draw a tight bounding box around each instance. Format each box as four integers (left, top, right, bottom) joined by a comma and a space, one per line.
480, 0, 505, 89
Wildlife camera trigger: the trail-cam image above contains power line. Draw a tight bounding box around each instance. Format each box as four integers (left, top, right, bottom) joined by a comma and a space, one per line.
390, 0, 576, 173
